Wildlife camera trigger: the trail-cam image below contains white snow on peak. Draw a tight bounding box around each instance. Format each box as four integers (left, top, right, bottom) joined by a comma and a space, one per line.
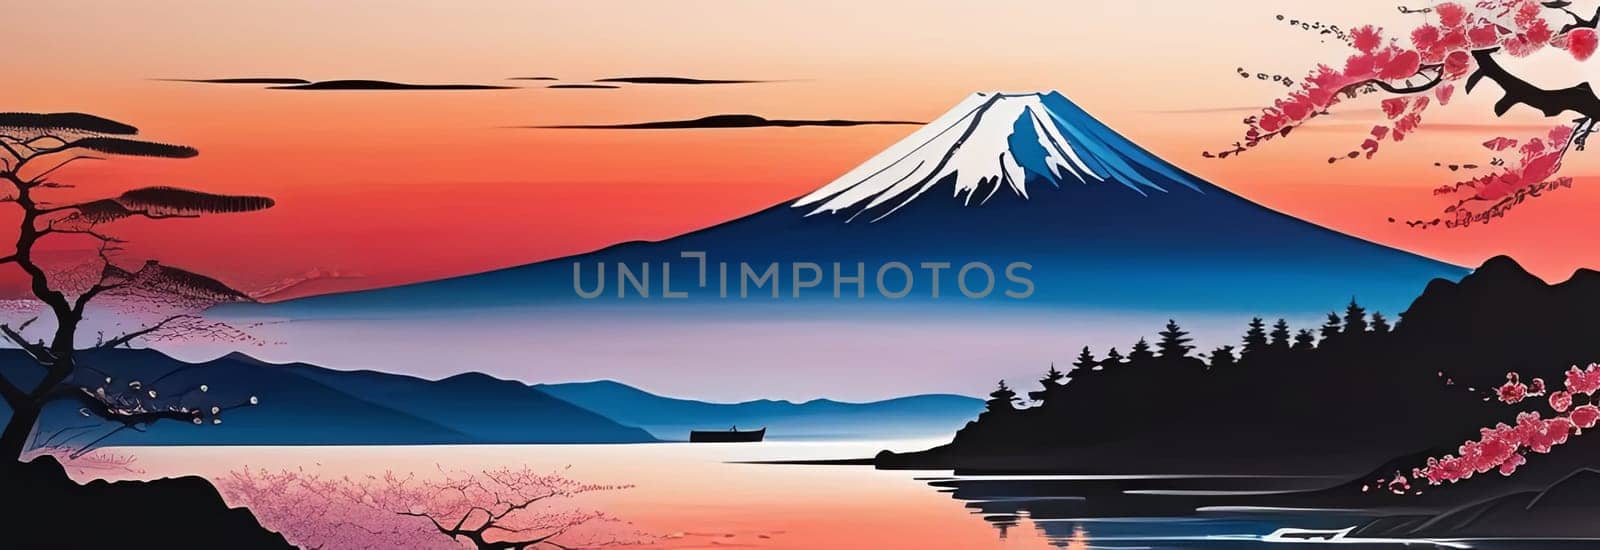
792, 91, 1196, 222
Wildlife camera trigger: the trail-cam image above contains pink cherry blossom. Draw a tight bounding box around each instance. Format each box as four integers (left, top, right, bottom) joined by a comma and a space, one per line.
1572, 405, 1600, 429
1565, 364, 1600, 395
1567, 28, 1598, 60
1351, 25, 1384, 53
1434, 83, 1455, 105
1550, 390, 1573, 413
1483, 137, 1519, 151
1498, 379, 1528, 404
1498, 453, 1526, 476
1435, 3, 1468, 28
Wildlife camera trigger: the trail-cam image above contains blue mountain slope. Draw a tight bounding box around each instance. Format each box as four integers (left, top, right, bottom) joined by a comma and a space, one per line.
20, 350, 655, 447
535, 380, 985, 440
244, 90, 1463, 317
283, 365, 654, 443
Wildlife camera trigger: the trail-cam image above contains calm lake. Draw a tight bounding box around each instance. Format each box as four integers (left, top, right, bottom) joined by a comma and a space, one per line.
77, 440, 1517, 549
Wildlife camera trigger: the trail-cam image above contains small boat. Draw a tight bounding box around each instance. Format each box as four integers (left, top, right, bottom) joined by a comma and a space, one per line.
689, 426, 765, 443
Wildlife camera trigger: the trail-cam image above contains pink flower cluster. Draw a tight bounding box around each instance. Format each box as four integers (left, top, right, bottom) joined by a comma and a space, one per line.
1565, 363, 1600, 395
1409, 363, 1600, 489
1433, 125, 1578, 227
1414, 411, 1569, 483
219, 466, 652, 550
1495, 371, 1549, 404
1230, 1, 1595, 171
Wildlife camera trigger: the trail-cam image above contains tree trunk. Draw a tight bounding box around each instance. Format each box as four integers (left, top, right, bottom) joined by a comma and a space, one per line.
0, 400, 40, 462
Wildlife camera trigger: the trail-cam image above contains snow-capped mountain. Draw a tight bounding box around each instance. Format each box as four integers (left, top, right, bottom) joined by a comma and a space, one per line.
796, 91, 1198, 222
242, 89, 1464, 315
219, 89, 1469, 400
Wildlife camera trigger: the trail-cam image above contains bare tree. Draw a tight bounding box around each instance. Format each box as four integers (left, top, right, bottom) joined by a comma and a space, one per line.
0, 112, 273, 462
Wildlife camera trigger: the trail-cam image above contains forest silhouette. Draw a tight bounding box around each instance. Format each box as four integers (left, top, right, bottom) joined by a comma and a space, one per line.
880, 255, 1600, 476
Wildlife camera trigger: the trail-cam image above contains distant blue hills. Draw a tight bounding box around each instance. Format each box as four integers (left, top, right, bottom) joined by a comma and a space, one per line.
11, 350, 982, 449
536, 380, 984, 440
21, 350, 652, 446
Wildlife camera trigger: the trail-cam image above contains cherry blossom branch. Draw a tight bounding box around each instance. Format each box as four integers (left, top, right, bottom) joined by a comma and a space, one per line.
1369, 364, 1600, 493
1214, 1, 1599, 227
1370, 65, 1446, 94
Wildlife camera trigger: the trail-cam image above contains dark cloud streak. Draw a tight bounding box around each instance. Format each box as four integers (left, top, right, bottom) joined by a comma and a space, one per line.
159, 78, 512, 90
271, 80, 513, 90
157, 77, 311, 85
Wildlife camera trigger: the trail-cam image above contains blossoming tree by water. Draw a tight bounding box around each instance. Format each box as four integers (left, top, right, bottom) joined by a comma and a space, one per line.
219, 465, 651, 550
1214, 1, 1600, 227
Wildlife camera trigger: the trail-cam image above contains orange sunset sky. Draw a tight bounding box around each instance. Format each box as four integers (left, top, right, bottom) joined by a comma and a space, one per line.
7, 0, 1600, 297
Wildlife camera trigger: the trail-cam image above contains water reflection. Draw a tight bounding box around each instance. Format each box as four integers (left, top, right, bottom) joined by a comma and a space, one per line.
74, 443, 1600, 549
918, 474, 1590, 549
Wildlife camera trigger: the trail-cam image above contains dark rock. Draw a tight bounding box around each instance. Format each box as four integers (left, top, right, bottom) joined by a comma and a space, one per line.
1, 455, 290, 548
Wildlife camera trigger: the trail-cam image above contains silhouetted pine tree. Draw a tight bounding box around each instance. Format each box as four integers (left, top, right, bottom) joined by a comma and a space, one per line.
1157, 319, 1194, 359
1103, 347, 1125, 367
1371, 311, 1391, 333
1319, 312, 1343, 343
1241, 317, 1269, 359
1292, 329, 1317, 352
1043, 363, 1065, 383
1269, 319, 1292, 351
1343, 298, 1369, 334
1129, 337, 1155, 363
986, 380, 1017, 413
1209, 345, 1238, 369
1073, 346, 1099, 371
1028, 364, 1067, 402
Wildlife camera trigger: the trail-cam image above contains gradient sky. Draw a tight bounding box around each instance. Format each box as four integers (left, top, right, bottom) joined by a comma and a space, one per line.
7, 0, 1600, 299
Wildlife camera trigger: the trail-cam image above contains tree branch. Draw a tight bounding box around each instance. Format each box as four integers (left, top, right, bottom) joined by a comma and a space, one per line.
1, 322, 57, 366
33, 422, 101, 451
97, 315, 193, 349
1552, 2, 1600, 34
55, 387, 199, 424
0, 366, 29, 406
0, 140, 28, 169
1466, 49, 1600, 119
26, 155, 103, 185
72, 282, 124, 315
1372, 66, 1445, 95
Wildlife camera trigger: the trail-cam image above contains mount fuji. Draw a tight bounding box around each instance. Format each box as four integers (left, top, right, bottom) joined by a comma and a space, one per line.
248, 90, 1462, 315
212, 90, 1468, 399
795, 91, 1200, 222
